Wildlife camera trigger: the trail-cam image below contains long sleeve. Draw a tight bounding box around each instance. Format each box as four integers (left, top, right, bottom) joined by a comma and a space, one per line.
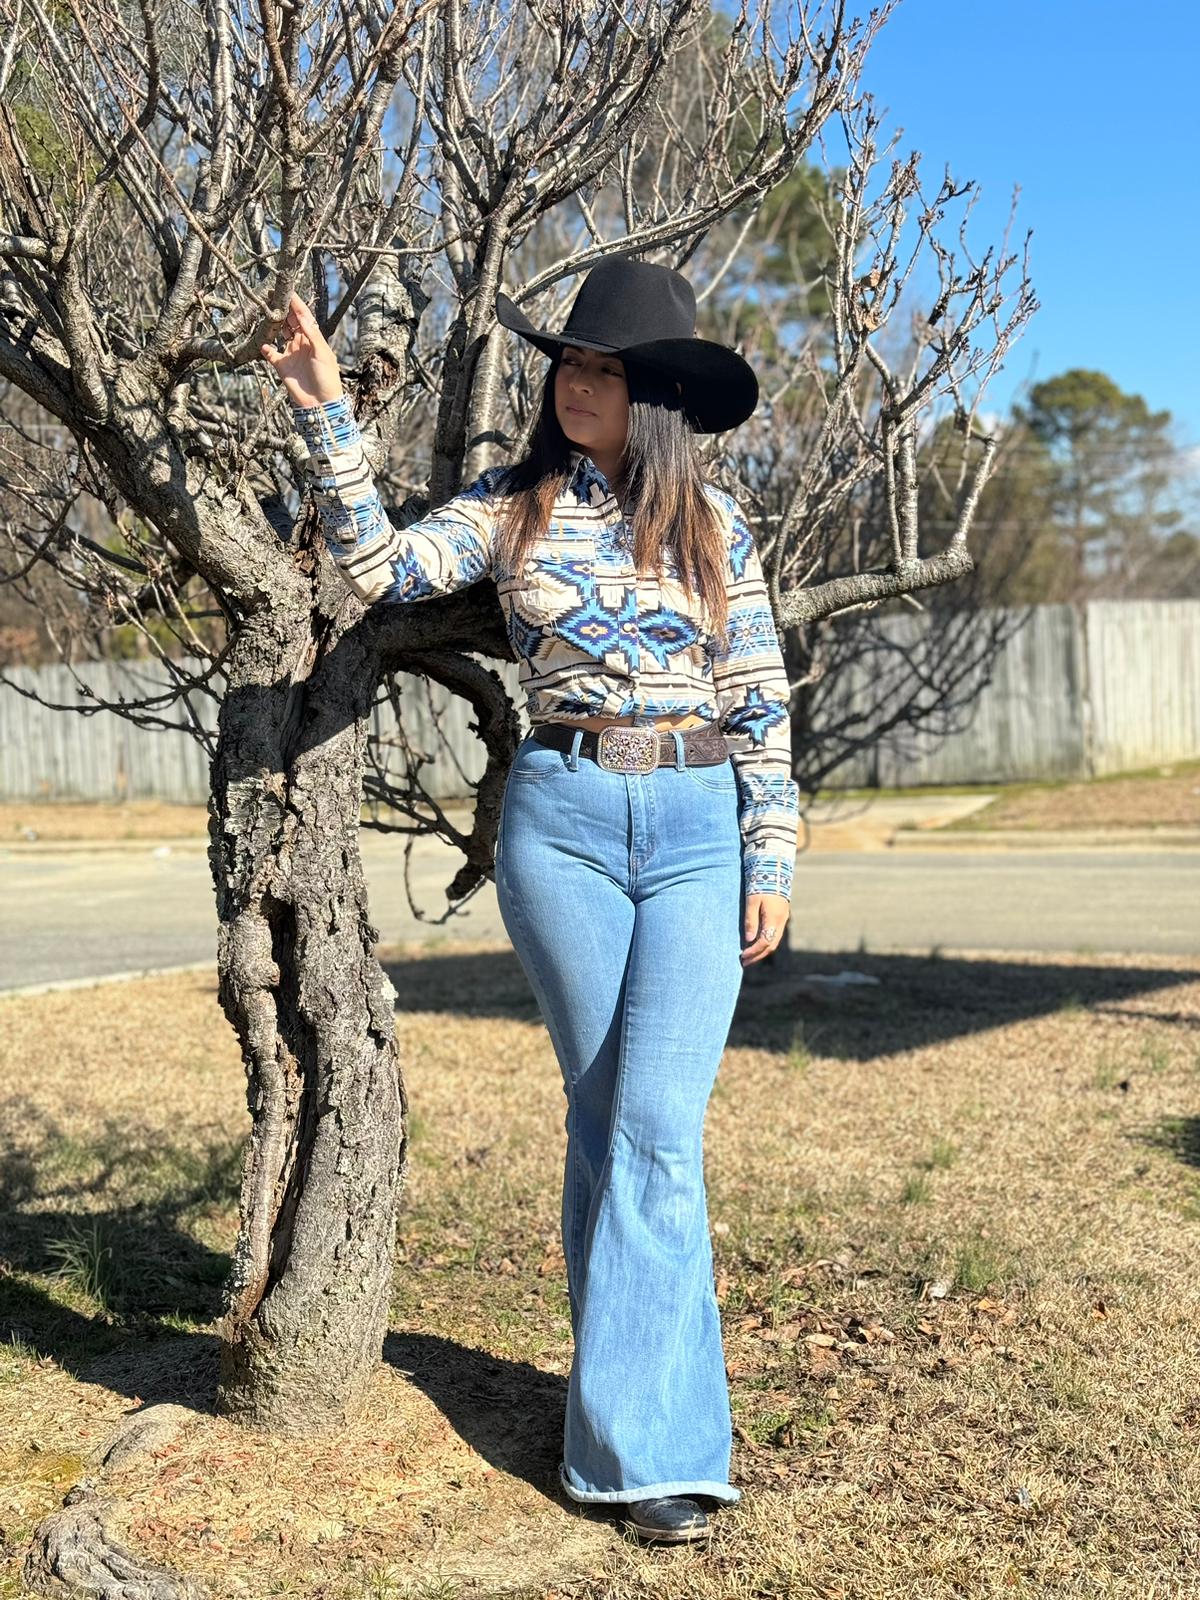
290, 393, 501, 607
711, 499, 801, 902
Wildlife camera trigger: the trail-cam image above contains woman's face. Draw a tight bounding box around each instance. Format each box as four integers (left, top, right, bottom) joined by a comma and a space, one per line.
554, 344, 629, 462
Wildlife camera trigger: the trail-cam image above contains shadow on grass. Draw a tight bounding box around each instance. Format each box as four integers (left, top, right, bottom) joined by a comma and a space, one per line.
0, 1132, 569, 1491
380, 943, 1200, 1064
383, 1330, 566, 1494
0, 1109, 563, 1489
0, 1107, 235, 1412
1137, 1115, 1200, 1170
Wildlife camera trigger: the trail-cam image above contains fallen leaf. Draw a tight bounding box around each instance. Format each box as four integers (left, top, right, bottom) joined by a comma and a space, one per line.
758, 1321, 803, 1344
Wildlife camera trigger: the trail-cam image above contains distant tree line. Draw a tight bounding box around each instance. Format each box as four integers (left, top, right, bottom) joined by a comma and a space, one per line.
919, 369, 1198, 607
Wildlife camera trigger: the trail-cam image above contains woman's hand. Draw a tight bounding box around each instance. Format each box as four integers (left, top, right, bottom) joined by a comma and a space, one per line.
258, 290, 345, 410
741, 891, 790, 967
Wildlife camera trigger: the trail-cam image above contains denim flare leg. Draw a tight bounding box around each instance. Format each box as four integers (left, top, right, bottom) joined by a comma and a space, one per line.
495, 726, 745, 1506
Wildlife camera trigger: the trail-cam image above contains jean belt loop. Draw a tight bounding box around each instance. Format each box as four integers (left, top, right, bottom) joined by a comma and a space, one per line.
669, 729, 685, 772
568, 726, 583, 772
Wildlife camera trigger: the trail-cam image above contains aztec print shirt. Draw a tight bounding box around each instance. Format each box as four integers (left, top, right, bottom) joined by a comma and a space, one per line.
290, 393, 801, 901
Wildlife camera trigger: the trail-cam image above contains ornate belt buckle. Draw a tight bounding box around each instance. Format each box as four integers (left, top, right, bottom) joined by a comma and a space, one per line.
597, 725, 659, 773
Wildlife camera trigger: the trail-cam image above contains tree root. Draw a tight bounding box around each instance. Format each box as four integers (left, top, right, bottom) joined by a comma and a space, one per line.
22, 1405, 207, 1599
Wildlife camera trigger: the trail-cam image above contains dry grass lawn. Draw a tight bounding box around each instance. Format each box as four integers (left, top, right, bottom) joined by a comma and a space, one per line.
941, 760, 1200, 833
2, 942, 1200, 1598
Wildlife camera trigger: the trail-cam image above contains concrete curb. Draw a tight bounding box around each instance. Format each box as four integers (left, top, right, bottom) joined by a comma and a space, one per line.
0, 961, 217, 1000
888, 826, 1200, 851
0, 838, 211, 856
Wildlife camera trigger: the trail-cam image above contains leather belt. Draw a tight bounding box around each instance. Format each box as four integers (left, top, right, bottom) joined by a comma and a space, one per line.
530, 720, 735, 773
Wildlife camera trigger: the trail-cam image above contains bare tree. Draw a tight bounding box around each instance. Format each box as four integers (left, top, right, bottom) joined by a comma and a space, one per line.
0, 0, 1035, 1452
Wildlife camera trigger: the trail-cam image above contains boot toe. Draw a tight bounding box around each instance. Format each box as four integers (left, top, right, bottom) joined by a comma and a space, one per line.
623, 1495, 711, 1543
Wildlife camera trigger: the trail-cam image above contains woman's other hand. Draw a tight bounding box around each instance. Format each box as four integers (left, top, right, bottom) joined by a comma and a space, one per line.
258, 290, 344, 410
741, 892, 790, 967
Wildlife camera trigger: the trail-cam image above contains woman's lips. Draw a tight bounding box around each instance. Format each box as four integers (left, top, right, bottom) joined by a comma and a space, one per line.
566, 405, 594, 415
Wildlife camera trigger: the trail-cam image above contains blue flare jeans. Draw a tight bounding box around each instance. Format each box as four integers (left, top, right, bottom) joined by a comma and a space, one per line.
494, 725, 745, 1506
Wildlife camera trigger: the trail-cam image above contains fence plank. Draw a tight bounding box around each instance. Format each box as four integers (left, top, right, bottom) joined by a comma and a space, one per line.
1086, 600, 1200, 776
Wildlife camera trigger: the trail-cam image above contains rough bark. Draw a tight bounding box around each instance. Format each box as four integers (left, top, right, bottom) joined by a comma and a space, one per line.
209, 607, 405, 1432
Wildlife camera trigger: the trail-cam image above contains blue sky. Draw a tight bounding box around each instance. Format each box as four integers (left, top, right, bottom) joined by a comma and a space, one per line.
851, 0, 1200, 464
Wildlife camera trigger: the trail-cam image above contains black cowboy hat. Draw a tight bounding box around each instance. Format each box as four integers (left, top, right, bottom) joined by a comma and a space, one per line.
494, 256, 759, 435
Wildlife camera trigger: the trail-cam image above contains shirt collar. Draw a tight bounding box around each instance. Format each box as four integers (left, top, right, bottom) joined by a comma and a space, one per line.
567, 447, 611, 507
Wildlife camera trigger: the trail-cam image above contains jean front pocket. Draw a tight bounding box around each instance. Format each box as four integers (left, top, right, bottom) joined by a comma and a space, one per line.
681, 756, 738, 794
508, 734, 574, 784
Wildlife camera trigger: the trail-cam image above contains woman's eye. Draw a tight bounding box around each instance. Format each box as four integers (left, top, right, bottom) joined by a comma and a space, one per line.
561, 355, 621, 377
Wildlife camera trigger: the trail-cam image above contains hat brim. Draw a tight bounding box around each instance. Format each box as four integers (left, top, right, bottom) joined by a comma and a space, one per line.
494, 291, 758, 434
495, 292, 621, 359
624, 340, 759, 435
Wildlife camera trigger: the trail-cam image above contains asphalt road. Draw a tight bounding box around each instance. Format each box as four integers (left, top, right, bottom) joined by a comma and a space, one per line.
1, 839, 1197, 993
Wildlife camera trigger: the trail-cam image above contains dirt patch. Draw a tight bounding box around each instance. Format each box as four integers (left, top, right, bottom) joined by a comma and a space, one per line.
944, 760, 1200, 832
0, 800, 213, 843
2, 944, 1200, 1596
0, 799, 478, 846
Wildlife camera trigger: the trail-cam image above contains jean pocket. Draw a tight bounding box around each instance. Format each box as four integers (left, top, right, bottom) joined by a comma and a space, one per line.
680, 757, 738, 793
508, 735, 573, 783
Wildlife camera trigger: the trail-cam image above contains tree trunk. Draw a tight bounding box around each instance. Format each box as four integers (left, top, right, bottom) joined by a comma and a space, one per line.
209, 613, 404, 1434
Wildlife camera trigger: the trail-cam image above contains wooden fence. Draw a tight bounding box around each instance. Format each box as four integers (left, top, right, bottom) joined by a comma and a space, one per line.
2, 599, 1197, 801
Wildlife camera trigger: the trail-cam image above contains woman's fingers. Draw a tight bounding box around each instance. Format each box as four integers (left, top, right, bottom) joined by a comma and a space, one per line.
253, 290, 344, 408
258, 293, 321, 362
289, 288, 317, 324
284, 292, 314, 342
741, 895, 789, 966
286, 291, 334, 356
743, 895, 786, 946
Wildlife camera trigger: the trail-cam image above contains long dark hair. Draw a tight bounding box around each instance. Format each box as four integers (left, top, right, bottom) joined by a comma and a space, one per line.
490, 351, 731, 644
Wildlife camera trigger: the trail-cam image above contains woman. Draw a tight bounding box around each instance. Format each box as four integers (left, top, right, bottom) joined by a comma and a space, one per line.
260, 257, 801, 1545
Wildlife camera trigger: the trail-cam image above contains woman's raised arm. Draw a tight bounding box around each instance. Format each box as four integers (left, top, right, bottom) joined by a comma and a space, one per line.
260, 294, 500, 608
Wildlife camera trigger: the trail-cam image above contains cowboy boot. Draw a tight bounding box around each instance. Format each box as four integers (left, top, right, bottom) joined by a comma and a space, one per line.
623, 1495, 711, 1544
